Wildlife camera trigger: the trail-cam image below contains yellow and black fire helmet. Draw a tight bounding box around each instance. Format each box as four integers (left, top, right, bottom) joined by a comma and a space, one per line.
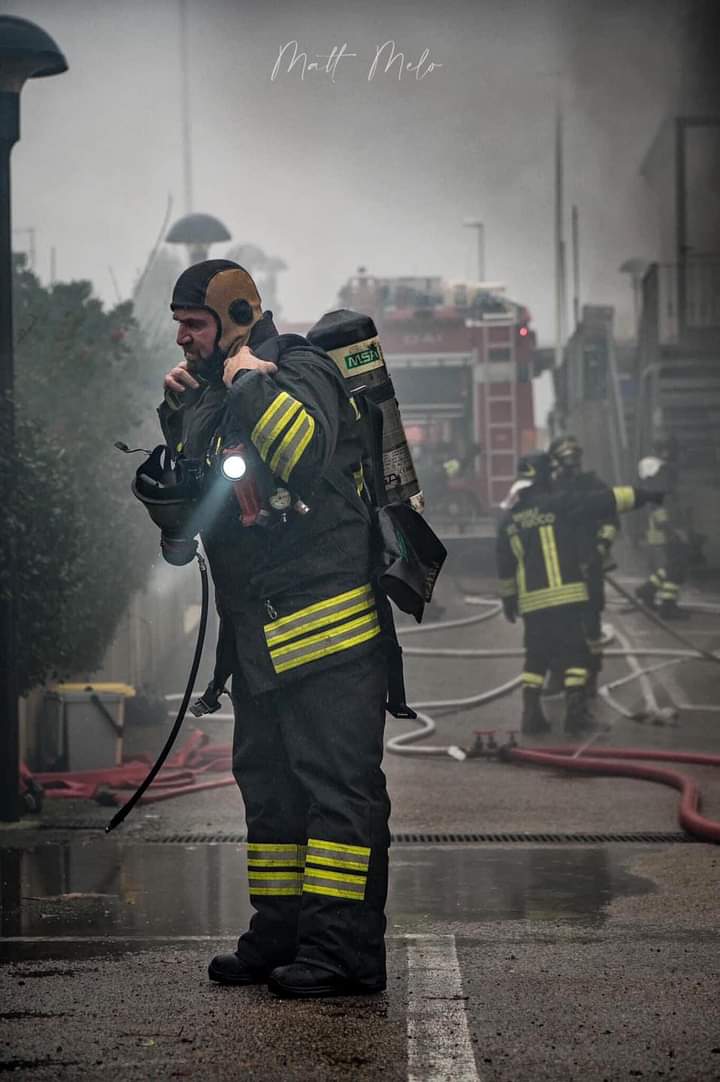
548, 434, 583, 470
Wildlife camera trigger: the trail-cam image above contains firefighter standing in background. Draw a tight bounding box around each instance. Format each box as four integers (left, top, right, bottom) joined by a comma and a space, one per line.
548, 435, 619, 696
160, 260, 390, 999
496, 452, 664, 735
635, 433, 690, 620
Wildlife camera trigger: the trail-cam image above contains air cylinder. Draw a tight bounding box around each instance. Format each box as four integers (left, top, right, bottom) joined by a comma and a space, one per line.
308, 309, 423, 510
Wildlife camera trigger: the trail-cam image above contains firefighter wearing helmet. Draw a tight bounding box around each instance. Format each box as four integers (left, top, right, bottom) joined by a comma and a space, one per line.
546, 435, 619, 696
158, 260, 391, 998
496, 451, 665, 735
635, 432, 690, 619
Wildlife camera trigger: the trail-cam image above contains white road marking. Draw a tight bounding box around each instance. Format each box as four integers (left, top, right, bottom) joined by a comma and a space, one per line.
405, 933, 479, 1082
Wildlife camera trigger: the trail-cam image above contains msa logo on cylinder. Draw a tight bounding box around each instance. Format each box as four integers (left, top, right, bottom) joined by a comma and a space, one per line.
344, 343, 382, 370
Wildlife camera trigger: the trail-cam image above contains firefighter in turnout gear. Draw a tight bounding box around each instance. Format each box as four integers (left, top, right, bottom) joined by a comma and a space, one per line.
496, 452, 664, 736
548, 435, 619, 696
635, 432, 689, 620
159, 260, 391, 999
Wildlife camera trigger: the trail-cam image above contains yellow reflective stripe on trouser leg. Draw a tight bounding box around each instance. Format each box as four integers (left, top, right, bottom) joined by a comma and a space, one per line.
247, 842, 305, 895
248, 871, 303, 896
522, 672, 545, 688
564, 667, 588, 687
303, 838, 370, 900
306, 839, 371, 872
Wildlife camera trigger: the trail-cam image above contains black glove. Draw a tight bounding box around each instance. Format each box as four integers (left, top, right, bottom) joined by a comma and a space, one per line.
502, 596, 518, 623
635, 487, 666, 508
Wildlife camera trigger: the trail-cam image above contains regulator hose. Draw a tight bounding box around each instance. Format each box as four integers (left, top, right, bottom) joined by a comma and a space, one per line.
106, 552, 210, 832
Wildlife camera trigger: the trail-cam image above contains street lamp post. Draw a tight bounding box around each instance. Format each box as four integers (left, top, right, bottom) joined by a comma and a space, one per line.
0, 16, 67, 822
463, 218, 485, 282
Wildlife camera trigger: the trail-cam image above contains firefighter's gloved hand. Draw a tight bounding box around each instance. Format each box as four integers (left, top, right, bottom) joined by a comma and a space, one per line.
635, 487, 666, 508
502, 597, 518, 623
597, 539, 617, 572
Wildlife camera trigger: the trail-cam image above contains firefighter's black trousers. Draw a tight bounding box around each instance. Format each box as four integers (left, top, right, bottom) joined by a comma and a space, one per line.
522, 605, 591, 690
231, 646, 390, 984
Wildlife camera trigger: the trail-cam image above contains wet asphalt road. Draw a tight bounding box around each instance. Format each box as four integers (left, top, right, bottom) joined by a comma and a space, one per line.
2, 566, 720, 1080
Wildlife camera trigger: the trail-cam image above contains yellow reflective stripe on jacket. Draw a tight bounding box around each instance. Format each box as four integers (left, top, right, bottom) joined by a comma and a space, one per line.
613, 486, 636, 512
539, 524, 562, 589
268, 409, 316, 482
251, 392, 302, 460
269, 612, 381, 674
264, 584, 374, 648
519, 582, 588, 614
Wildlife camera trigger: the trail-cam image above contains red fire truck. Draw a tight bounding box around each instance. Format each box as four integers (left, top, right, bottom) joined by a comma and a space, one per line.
337, 271, 538, 536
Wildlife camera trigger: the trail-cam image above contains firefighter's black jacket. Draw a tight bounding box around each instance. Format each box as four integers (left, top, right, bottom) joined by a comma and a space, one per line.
158, 315, 379, 696
496, 482, 636, 615
555, 469, 619, 584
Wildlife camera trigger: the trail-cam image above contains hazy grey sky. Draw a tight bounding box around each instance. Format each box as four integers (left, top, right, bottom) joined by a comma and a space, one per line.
8, 0, 687, 342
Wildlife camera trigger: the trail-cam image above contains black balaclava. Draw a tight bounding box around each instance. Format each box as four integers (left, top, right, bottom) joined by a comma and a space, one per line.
171, 260, 263, 382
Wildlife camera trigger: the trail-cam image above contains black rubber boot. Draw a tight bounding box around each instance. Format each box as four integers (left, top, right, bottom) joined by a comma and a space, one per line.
268, 963, 386, 999
522, 687, 551, 735
208, 952, 272, 986
564, 686, 596, 735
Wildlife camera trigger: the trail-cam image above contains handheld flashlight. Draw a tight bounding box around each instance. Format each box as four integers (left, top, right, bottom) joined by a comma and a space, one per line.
221, 443, 265, 526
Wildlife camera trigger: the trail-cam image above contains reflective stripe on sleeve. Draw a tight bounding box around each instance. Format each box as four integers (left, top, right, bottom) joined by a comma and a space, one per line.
498, 578, 517, 599
251, 392, 302, 460
268, 409, 315, 482
613, 486, 636, 512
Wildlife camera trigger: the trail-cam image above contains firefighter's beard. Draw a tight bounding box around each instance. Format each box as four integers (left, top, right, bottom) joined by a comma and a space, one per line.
188, 343, 227, 385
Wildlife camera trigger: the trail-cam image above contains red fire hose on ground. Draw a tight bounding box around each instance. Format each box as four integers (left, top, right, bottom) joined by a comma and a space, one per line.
505, 745, 720, 844
24, 730, 235, 809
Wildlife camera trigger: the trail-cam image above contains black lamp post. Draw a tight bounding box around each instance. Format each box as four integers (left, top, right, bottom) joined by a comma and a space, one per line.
0, 17, 67, 822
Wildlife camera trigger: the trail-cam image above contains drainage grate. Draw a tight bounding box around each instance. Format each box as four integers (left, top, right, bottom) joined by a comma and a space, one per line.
31, 825, 696, 844
142, 830, 693, 845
